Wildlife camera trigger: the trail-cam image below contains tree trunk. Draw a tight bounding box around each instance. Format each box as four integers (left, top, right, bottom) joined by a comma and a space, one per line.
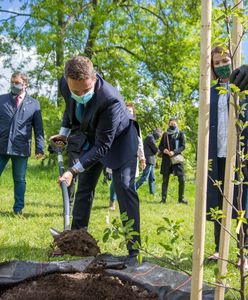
190, 0, 212, 299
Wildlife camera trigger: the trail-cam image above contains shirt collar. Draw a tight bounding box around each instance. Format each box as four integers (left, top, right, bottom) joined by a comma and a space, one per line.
12, 91, 26, 100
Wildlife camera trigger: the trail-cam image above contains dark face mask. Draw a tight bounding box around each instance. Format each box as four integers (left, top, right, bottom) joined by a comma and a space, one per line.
11, 83, 23, 95
169, 125, 176, 130
214, 64, 231, 79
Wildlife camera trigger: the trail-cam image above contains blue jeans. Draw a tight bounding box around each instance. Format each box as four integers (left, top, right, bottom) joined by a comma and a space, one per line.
0, 154, 28, 213
109, 181, 117, 202
135, 164, 155, 194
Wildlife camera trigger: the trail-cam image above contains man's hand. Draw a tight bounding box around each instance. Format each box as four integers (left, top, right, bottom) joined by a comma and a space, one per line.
163, 149, 170, 155
49, 134, 67, 143
35, 153, 44, 160
230, 65, 248, 91
169, 151, 175, 157
58, 171, 73, 187
140, 159, 146, 171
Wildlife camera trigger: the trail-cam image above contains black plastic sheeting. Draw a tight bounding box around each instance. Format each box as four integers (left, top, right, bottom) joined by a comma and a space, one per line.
0, 258, 94, 286
0, 254, 215, 300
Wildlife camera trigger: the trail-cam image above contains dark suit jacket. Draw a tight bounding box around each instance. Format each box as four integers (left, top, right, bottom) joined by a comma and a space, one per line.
143, 133, 158, 165
0, 93, 44, 157
60, 75, 138, 170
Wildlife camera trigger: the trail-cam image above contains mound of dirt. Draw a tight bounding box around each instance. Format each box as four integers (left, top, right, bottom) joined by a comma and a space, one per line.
53, 229, 100, 257
0, 272, 157, 300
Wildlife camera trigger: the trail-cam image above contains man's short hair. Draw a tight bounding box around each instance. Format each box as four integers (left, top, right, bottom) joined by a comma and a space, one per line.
169, 117, 177, 123
64, 56, 95, 80
11, 72, 28, 85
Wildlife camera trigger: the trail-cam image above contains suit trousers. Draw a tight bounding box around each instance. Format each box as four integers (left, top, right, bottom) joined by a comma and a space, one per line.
213, 157, 248, 252
71, 161, 103, 230
112, 154, 140, 254
71, 154, 141, 255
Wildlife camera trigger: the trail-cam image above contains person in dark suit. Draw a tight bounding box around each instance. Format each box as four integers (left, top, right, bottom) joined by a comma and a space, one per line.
135, 129, 162, 195
159, 118, 187, 204
55, 56, 140, 260
0, 72, 44, 214
206, 46, 248, 263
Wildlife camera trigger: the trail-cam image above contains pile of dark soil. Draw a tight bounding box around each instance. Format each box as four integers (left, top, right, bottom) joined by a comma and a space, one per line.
0, 272, 157, 300
53, 229, 100, 257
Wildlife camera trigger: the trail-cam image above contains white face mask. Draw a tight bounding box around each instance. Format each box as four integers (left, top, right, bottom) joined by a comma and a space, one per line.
71, 89, 95, 104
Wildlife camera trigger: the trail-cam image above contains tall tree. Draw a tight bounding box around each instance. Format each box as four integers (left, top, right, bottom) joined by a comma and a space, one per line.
0, 0, 201, 141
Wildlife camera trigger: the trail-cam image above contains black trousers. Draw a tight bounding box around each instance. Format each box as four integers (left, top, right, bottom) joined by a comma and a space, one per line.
213, 158, 226, 252
72, 161, 103, 230
112, 155, 141, 253
213, 157, 248, 252
71, 155, 140, 254
162, 173, 185, 202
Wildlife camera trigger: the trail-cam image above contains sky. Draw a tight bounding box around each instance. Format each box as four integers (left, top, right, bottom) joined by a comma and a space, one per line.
0, 0, 247, 97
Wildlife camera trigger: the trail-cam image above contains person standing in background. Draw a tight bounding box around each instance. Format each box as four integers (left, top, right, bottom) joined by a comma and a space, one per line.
0, 72, 44, 214
159, 117, 187, 204
135, 129, 162, 195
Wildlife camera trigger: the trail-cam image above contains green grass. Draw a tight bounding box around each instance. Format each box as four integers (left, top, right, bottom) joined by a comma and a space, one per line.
0, 157, 245, 299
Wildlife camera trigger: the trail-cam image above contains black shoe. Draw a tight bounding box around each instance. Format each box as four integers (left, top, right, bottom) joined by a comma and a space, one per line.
125, 251, 139, 266
160, 200, 166, 204
178, 199, 188, 204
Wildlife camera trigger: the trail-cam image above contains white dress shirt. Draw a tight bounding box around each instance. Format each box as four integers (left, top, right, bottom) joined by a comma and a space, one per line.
217, 83, 229, 158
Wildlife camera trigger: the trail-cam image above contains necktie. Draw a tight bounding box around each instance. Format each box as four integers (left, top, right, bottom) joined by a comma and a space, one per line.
75, 103, 84, 123
16, 95, 21, 108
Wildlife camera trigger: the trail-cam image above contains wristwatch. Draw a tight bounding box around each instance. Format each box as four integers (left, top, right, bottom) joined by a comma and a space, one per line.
68, 167, 78, 178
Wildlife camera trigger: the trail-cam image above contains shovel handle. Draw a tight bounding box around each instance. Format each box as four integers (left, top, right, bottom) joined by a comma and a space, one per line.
61, 181, 70, 231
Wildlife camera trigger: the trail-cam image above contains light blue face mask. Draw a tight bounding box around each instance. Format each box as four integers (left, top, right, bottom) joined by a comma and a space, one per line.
71, 90, 95, 105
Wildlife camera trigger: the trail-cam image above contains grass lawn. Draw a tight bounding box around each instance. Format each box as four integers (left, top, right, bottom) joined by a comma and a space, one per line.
0, 157, 245, 299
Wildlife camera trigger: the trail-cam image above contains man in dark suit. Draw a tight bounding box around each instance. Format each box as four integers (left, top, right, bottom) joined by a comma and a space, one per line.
0, 72, 44, 214
55, 56, 140, 259
136, 129, 162, 195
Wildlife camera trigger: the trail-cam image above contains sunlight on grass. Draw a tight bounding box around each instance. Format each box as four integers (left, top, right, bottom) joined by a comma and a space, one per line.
0, 157, 246, 297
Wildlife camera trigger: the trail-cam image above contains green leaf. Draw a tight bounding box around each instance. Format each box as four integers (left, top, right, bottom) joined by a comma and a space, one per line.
102, 230, 111, 243
157, 226, 166, 235
159, 243, 173, 252
229, 83, 240, 93
137, 253, 143, 264
132, 241, 141, 250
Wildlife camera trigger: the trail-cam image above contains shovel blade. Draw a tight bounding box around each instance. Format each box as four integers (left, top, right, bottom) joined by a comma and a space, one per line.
50, 227, 61, 237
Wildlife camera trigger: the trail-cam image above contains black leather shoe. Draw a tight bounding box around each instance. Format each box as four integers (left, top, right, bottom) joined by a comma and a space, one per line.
160, 200, 166, 204
178, 199, 188, 204
125, 253, 139, 266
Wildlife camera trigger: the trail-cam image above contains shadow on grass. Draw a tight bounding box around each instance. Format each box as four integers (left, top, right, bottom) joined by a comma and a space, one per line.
0, 210, 63, 218
92, 205, 110, 210
26, 201, 62, 208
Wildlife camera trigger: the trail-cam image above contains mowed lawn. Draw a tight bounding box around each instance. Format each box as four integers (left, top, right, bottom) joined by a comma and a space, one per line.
0, 157, 245, 298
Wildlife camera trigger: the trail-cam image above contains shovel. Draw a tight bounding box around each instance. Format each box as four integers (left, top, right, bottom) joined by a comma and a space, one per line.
49, 139, 70, 235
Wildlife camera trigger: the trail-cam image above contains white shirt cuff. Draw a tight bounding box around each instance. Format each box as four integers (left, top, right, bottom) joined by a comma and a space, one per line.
59, 127, 71, 137
73, 161, 85, 173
